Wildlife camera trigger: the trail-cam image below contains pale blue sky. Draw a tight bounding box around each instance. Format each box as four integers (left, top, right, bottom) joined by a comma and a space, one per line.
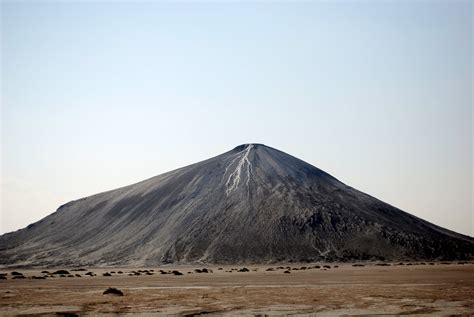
1, 1, 472, 236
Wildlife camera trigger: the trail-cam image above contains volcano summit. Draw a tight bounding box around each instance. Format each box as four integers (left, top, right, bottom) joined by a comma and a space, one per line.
1, 144, 473, 266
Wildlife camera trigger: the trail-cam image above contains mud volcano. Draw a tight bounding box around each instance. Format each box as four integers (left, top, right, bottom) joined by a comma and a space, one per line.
1, 144, 473, 266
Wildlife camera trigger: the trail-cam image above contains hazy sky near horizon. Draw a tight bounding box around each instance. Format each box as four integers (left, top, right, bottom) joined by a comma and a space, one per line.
1, 1, 473, 236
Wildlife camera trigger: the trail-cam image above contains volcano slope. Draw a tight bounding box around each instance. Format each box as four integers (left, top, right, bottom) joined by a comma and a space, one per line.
1, 144, 473, 267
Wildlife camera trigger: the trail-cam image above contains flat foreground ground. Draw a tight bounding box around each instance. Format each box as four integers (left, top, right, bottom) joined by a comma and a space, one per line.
1, 263, 473, 316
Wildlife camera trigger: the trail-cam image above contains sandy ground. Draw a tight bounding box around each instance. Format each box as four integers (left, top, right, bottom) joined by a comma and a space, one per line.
0, 262, 473, 316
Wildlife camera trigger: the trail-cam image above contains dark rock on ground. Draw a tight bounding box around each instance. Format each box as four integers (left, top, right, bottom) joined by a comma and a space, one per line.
55, 312, 78, 317
103, 287, 123, 296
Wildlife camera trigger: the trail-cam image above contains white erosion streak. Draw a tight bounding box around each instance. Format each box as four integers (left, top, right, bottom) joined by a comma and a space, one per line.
222, 149, 246, 182
225, 144, 254, 196
312, 241, 335, 259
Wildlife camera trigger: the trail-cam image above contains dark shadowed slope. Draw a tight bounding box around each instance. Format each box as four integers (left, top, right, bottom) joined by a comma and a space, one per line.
1, 144, 473, 267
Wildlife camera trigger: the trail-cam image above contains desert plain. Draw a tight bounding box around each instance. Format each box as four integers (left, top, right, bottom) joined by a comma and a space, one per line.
0, 262, 473, 316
